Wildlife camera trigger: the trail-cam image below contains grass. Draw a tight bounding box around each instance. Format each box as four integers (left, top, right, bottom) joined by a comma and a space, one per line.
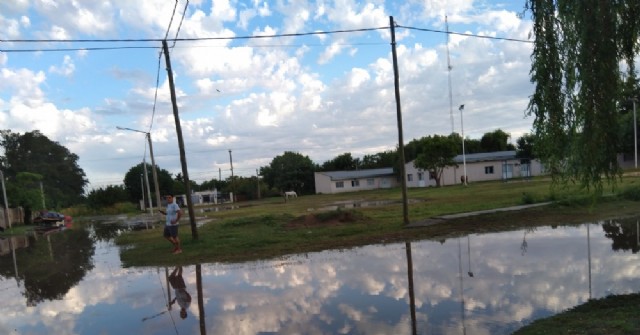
102, 176, 640, 267
513, 293, 640, 335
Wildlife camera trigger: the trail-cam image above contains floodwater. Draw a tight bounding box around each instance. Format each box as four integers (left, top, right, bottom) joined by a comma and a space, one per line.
1, 216, 640, 335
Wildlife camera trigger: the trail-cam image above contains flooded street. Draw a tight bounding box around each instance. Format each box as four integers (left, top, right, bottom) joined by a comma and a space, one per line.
1, 217, 640, 334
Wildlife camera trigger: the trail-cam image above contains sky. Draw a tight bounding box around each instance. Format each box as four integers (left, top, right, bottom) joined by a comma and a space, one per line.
0, 0, 536, 190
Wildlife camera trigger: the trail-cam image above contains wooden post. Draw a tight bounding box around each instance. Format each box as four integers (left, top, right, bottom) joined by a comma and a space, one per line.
389, 16, 410, 225
162, 40, 198, 240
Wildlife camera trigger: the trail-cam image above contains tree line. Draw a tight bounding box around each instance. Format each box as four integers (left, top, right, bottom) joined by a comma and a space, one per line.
0, 120, 633, 214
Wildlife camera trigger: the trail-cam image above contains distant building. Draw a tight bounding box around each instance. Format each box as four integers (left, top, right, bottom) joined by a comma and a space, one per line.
314, 168, 399, 194
405, 150, 545, 187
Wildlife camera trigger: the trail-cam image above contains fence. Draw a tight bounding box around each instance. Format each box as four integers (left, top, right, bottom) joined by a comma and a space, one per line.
0, 207, 24, 229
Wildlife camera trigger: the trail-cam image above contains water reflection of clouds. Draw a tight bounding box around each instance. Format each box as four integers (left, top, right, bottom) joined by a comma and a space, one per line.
2, 222, 640, 334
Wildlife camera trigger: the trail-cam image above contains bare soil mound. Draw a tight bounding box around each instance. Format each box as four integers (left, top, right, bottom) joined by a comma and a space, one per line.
286, 210, 366, 228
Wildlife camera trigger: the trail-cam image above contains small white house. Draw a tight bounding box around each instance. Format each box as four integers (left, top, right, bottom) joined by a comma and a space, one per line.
405, 151, 545, 187
314, 168, 399, 194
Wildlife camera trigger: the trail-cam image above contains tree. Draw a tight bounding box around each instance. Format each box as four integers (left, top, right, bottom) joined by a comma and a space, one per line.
516, 134, 536, 160
6, 172, 45, 224
320, 153, 359, 171
259, 151, 316, 195
480, 129, 514, 152
360, 151, 397, 169
525, 0, 640, 191
86, 185, 130, 209
0, 130, 87, 208
413, 134, 459, 187
123, 162, 173, 205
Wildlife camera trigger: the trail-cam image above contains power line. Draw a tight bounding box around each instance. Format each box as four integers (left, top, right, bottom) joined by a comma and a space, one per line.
1, 26, 389, 43
397, 24, 533, 44
171, 0, 189, 49
0, 46, 159, 53
163, 0, 180, 41
148, 52, 162, 133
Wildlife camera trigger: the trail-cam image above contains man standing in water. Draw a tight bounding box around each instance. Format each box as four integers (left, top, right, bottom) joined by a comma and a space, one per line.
159, 194, 182, 254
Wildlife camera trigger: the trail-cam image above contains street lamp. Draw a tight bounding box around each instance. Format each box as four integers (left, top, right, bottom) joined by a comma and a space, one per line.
459, 104, 468, 185
116, 126, 162, 209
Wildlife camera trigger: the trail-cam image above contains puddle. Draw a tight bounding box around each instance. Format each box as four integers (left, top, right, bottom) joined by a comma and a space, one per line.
1, 217, 639, 334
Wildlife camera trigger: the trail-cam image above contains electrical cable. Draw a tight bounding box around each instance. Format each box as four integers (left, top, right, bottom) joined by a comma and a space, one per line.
164, 0, 180, 41
396, 24, 533, 43
171, 0, 189, 49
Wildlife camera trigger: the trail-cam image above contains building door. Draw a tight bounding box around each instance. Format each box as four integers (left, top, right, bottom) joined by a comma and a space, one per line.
502, 162, 513, 180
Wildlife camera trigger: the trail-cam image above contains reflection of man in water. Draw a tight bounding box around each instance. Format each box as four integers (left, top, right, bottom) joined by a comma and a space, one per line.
168, 266, 192, 319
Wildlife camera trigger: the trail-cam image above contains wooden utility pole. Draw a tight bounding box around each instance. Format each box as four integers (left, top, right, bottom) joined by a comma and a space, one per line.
1, 170, 11, 229
256, 169, 261, 200
146, 133, 162, 208
162, 40, 198, 240
389, 16, 409, 225
228, 149, 235, 202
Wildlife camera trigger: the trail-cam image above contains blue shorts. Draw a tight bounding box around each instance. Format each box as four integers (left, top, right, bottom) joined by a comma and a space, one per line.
163, 225, 178, 238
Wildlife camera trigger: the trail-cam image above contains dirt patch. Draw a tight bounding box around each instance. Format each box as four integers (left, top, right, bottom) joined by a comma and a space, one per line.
285, 210, 366, 229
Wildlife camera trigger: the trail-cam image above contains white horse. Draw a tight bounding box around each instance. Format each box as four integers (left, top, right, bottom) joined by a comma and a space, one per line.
284, 191, 297, 199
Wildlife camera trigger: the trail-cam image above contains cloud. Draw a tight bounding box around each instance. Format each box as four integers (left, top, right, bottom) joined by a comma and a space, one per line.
49, 55, 76, 77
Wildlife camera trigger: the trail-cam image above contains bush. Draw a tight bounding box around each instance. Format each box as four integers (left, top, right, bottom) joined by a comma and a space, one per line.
620, 185, 640, 201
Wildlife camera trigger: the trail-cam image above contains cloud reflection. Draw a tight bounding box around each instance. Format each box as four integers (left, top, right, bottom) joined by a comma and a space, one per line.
1, 221, 640, 334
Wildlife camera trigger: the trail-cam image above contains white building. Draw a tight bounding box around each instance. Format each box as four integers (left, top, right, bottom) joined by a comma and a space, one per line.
405, 151, 545, 187
314, 168, 399, 194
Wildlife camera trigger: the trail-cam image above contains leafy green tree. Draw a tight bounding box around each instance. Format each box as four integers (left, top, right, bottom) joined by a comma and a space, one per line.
200, 178, 228, 191
480, 129, 515, 152
86, 185, 130, 209
321, 152, 359, 171
0, 130, 87, 208
463, 137, 482, 154
525, 0, 640, 191
259, 151, 316, 195
516, 134, 536, 160
360, 151, 397, 169
413, 134, 459, 187
123, 162, 173, 205
172, 172, 198, 196
6, 172, 45, 224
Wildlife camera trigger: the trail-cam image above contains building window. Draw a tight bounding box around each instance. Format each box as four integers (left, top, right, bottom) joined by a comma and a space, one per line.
367, 178, 374, 186
351, 180, 360, 187
418, 172, 424, 181
336, 181, 344, 188
407, 174, 413, 182
485, 166, 494, 174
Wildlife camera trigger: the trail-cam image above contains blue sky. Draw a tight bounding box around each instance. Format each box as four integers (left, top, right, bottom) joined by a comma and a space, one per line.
0, 0, 536, 189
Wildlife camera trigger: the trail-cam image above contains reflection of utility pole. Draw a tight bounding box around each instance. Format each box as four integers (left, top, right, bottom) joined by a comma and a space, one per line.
196, 264, 206, 335
9, 237, 20, 287
405, 242, 417, 335
458, 238, 467, 335
587, 224, 592, 300
165, 267, 172, 309
467, 236, 474, 277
